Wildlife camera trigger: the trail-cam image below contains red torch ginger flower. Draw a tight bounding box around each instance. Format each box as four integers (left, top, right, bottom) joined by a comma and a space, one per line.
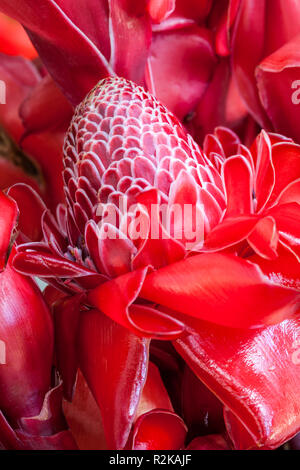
10, 77, 300, 449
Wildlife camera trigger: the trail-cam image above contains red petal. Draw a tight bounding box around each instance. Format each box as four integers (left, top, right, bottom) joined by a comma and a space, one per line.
231, 0, 300, 129
0, 261, 53, 423
88, 268, 185, 338
53, 295, 83, 401
175, 313, 300, 448
141, 253, 300, 328
131, 409, 187, 450
20, 75, 73, 135
0, 54, 39, 142
13, 251, 98, 278
7, 183, 46, 242
253, 130, 274, 211
224, 408, 271, 450
268, 202, 300, 242
0, 158, 40, 195
146, 25, 215, 120
63, 369, 106, 450
108, 0, 151, 84
0, 0, 113, 105
276, 178, 300, 206
203, 215, 259, 251
147, 0, 175, 23
0, 12, 37, 58
268, 143, 300, 205
247, 216, 279, 260
181, 365, 225, 438
223, 155, 254, 217
78, 309, 149, 449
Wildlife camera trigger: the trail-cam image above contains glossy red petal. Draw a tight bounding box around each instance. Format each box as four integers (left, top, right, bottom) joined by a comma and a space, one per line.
131, 409, 187, 450
77, 309, 149, 449
276, 178, 300, 206
175, 313, 300, 449
268, 202, 300, 242
136, 362, 173, 418
175, 0, 212, 22
13, 251, 98, 278
88, 268, 147, 329
141, 253, 300, 328
88, 268, 185, 338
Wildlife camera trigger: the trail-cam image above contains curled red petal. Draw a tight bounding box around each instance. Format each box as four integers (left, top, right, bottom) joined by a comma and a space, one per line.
136, 362, 173, 419
13, 251, 99, 278
181, 365, 225, 439
141, 253, 300, 328
88, 268, 186, 338
131, 409, 187, 450
247, 216, 279, 260
0, 191, 18, 270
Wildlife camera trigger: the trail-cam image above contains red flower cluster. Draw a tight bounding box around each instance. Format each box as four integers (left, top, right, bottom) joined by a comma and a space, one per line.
0, 0, 299, 451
